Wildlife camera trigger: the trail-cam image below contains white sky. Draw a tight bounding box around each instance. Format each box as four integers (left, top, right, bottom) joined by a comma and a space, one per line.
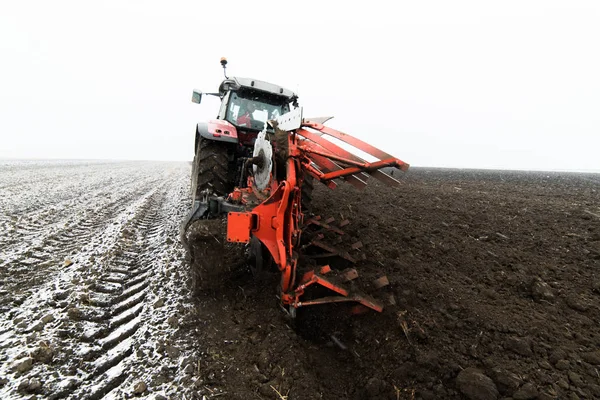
1, 0, 599, 171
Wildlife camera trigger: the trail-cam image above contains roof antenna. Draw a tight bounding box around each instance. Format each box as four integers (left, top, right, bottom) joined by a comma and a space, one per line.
220, 57, 228, 79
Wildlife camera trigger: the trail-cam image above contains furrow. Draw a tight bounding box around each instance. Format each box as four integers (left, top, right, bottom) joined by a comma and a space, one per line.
121, 270, 152, 289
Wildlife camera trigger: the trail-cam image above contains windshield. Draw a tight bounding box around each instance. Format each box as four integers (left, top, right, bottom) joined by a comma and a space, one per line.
226, 91, 290, 130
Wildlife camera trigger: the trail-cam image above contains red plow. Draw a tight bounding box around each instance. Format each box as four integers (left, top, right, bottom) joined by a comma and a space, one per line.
222, 115, 409, 315
182, 60, 408, 317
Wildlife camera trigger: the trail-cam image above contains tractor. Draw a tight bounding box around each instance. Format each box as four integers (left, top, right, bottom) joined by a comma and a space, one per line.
181, 58, 409, 317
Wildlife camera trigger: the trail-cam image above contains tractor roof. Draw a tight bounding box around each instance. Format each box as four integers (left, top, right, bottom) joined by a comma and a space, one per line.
219, 77, 296, 100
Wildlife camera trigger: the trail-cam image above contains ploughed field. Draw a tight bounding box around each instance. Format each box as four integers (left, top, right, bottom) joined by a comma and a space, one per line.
1, 160, 599, 400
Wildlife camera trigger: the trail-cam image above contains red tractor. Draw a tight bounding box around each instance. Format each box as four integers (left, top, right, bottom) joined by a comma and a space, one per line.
182, 58, 409, 316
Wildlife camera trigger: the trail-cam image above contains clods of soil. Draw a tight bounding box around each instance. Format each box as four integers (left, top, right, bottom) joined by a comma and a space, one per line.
182, 168, 600, 400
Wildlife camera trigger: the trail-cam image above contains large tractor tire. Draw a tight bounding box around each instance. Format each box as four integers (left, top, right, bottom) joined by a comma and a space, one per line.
191, 137, 234, 200
186, 137, 236, 295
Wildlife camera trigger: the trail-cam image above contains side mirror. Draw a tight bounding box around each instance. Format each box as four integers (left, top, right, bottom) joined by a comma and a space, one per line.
191, 90, 202, 104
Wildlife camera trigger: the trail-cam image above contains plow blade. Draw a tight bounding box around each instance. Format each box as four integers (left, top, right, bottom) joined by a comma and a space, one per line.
304, 216, 345, 235
291, 269, 383, 313
310, 240, 356, 263
298, 295, 383, 312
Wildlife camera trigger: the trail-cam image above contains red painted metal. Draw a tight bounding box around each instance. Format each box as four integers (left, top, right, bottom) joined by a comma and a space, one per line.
299, 141, 368, 189
226, 212, 253, 243
207, 119, 238, 139
225, 119, 409, 314
303, 121, 409, 169
297, 127, 405, 186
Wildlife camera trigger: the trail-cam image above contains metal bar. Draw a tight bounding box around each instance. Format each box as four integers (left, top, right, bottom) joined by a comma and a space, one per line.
303, 121, 409, 170
318, 158, 405, 181
357, 296, 384, 312
298, 128, 403, 186
305, 152, 367, 189
298, 295, 383, 312
305, 252, 338, 259
300, 232, 324, 250
302, 144, 369, 168
365, 168, 402, 186
299, 296, 358, 306
312, 274, 349, 296
301, 162, 336, 189
298, 128, 367, 163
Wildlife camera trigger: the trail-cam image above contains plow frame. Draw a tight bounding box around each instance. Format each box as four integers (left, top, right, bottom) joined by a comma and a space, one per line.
226, 120, 409, 313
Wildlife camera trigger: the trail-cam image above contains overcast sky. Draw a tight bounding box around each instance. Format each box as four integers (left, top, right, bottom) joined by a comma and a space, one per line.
1, 1, 599, 171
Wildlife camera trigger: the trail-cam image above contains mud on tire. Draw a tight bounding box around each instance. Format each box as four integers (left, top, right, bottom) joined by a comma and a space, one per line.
187, 137, 237, 295
185, 219, 237, 295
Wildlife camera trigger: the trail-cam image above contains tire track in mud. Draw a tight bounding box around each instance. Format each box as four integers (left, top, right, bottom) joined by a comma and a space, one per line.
65, 174, 192, 400
0, 169, 175, 307
0, 184, 165, 382
0, 162, 172, 253
0, 166, 163, 257
0, 162, 194, 400
68, 194, 166, 400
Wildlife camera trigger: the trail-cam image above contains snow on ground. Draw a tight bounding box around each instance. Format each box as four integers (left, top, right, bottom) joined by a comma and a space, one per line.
0, 160, 204, 399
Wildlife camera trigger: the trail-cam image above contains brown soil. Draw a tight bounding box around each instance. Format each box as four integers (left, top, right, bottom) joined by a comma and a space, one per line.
180, 168, 600, 400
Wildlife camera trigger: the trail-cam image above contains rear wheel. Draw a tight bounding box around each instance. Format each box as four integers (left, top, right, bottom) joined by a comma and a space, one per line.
191, 137, 234, 200
187, 137, 236, 294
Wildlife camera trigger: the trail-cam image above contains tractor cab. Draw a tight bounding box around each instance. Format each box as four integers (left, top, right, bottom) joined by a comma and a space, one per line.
192, 72, 298, 147
192, 58, 298, 139
217, 77, 297, 131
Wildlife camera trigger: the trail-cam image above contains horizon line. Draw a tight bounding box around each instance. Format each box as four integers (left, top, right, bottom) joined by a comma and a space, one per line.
1, 157, 599, 174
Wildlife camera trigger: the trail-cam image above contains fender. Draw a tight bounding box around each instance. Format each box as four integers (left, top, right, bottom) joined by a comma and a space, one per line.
196, 120, 239, 148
